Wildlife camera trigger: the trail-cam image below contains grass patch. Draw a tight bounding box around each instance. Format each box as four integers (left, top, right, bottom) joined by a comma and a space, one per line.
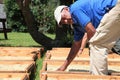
0, 32, 40, 47
0, 32, 55, 47
35, 56, 45, 80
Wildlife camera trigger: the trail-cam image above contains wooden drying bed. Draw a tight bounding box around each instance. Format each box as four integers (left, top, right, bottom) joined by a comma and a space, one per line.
41, 60, 120, 72
0, 61, 35, 73
41, 71, 120, 80
40, 60, 120, 80
45, 48, 89, 60
40, 48, 120, 80
0, 51, 37, 61
0, 47, 42, 60
45, 48, 120, 61
0, 73, 29, 80
0, 47, 40, 53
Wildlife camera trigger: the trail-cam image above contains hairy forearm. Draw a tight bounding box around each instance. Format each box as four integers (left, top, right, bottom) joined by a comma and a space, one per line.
85, 22, 96, 40
64, 40, 82, 67
80, 33, 88, 49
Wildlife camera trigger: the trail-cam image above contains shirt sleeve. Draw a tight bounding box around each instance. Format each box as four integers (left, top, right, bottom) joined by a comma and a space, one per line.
72, 10, 90, 28
73, 24, 85, 41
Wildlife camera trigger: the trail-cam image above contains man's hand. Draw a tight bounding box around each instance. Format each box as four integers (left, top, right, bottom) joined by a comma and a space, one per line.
57, 65, 67, 71
77, 49, 83, 57
56, 60, 69, 71
77, 33, 87, 57
56, 40, 82, 71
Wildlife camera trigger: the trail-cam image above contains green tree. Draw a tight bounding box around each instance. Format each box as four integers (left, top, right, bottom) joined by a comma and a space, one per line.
4, 0, 57, 33
30, 0, 56, 33
6, 0, 74, 49
4, 0, 27, 32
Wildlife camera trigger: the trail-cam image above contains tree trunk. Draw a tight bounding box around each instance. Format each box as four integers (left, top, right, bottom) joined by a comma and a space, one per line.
16, 0, 73, 50
60, 0, 73, 5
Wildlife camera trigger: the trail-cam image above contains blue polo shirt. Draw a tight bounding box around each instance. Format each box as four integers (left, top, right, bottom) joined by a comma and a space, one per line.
69, 0, 117, 41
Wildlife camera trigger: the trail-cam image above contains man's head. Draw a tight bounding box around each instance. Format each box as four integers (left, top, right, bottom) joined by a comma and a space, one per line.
54, 5, 73, 25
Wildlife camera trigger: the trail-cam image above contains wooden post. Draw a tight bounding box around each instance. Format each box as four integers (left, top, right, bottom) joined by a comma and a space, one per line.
0, 1, 8, 39
2, 19, 7, 39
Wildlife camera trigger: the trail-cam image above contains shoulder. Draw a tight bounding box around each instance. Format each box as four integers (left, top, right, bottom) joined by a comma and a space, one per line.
70, 0, 89, 13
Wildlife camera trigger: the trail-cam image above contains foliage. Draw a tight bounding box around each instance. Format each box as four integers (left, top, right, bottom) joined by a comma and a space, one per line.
3, 0, 74, 48
4, 0, 57, 33
4, 0, 27, 32
30, 0, 57, 33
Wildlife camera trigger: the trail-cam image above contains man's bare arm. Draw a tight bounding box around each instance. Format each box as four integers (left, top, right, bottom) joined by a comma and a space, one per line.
77, 33, 88, 57
85, 22, 96, 40
57, 40, 82, 71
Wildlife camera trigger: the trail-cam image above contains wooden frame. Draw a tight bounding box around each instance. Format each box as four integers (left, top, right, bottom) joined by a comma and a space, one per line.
45, 48, 120, 61
40, 60, 120, 79
44, 71, 120, 80
0, 61, 35, 73
40, 48, 120, 80
0, 47, 42, 60
0, 2, 12, 39
0, 73, 29, 80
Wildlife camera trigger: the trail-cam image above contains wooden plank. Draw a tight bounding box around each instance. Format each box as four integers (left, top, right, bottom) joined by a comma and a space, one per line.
47, 72, 120, 80
108, 53, 120, 60
47, 48, 89, 56
40, 72, 47, 80
0, 47, 40, 52
0, 47, 42, 59
51, 47, 88, 54
40, 71, 120, 80
0, 61, 35, 73
52, 47, 71, 50
46, 60, 89, 66
45, 48, 89, 61
46, 60, 120, 66
0, 52, 37, 61
41, 61, 47, 71
41, 48, 120, 80
41, 60, 120, 74
46, 48, 120, 61
40, 71, 90, 80
45, 52, 89, 60
0, 73, 29, 80
49, 48, 120, 58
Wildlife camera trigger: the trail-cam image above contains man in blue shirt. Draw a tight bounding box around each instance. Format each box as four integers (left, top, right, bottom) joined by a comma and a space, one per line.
54, 0, 120, 75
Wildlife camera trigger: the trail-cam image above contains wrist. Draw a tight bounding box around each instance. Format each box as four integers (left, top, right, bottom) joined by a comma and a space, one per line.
79, 49, 83, 51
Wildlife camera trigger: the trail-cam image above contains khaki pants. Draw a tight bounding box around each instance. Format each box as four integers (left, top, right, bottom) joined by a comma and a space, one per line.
89, 0, 120, 75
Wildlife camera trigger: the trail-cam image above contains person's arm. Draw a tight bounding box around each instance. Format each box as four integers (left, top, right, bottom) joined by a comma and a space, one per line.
57, 40, 82, 71
85, 22, 96, 40
77, 33, 88, 57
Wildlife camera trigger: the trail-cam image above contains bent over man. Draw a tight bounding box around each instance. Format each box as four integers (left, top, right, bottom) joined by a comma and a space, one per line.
54, 0, 120, 75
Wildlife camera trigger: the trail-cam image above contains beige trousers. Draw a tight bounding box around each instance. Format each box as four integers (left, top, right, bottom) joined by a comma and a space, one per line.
89, 0, 120, 75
